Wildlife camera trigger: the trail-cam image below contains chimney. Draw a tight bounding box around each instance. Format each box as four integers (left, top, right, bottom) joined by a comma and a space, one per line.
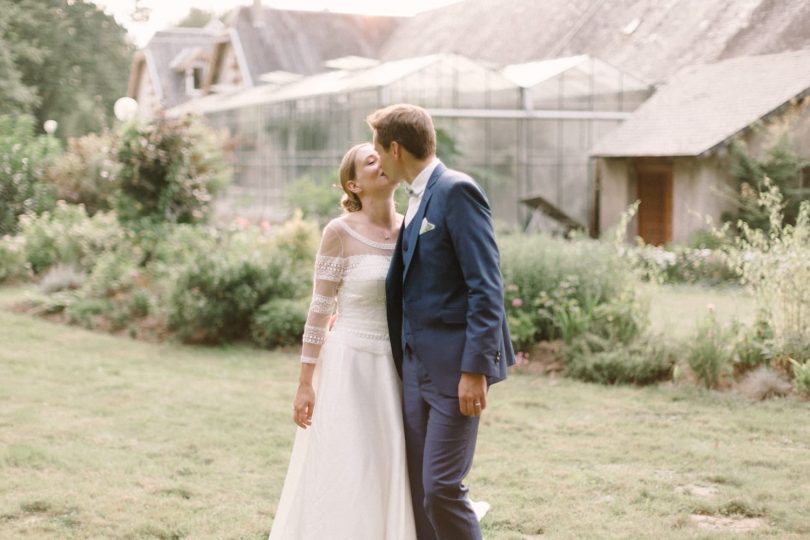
253, 0, 264, 27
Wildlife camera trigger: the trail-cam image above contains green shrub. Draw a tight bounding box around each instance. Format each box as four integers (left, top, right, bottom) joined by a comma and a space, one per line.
789, 358, 810, 397
65, 297, 113, 329
46, 131, 120, 215
732, 312, 774, 373
0, 235, 29, 283
127, 289, 153, 319
685, 311, 734, 388
116, 115, 230, 227
19, 202, 123, 274
504, 303, 537, 352
167, 247, 308, 344
285, 175, 341, 223
79, 248, 139, 298
565, 333, 674, 385
0, 115, 61, 235
688, 229, 726, 250
500, 234, 646, 349
269, 210, 320, 266
251, 297, 308, 349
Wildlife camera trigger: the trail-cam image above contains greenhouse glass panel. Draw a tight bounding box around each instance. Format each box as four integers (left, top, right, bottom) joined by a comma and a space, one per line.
190, 53, 653, 231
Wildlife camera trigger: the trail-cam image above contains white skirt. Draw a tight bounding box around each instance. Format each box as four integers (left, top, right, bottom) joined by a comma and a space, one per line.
269, 335, 417, 540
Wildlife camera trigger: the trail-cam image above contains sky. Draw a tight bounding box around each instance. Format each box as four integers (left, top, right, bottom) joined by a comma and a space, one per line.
89, 0, 462, 47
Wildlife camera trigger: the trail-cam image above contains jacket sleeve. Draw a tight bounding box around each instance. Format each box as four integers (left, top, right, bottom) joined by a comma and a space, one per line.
444, 179, 504, 377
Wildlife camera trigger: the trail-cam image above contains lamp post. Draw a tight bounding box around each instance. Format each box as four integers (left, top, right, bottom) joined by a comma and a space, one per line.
43, 120, 58, 136
114, 97, 139, 122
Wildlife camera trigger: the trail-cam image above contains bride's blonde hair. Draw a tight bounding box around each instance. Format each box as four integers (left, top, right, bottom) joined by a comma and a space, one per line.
338, 143, 370, 213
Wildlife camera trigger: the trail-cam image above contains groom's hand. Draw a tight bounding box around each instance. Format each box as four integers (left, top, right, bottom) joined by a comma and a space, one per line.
458, 372, 488, 417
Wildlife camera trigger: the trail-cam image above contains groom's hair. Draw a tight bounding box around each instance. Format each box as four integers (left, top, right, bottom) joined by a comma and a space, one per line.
367, 104, 436, 160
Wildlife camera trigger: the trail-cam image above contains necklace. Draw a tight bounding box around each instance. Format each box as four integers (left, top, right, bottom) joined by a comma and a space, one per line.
355, 215, 395, 242
372, 225, 392, 241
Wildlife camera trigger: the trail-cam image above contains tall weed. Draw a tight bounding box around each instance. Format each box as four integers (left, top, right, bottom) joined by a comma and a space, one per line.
715, 176, 810, 386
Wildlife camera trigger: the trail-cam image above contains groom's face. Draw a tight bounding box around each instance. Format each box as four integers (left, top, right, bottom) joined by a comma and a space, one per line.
372, 130, 399, 182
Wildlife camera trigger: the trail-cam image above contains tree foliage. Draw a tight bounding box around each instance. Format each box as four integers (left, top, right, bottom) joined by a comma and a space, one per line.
0, 0, 133, 137
177, 8, 215, 28
724, 137, 810, 230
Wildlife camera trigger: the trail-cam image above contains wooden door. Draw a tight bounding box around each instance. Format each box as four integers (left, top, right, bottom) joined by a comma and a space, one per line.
635, 161, 672, 245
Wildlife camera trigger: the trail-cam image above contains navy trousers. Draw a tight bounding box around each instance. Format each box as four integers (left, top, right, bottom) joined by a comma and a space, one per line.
402, 346, 482, 540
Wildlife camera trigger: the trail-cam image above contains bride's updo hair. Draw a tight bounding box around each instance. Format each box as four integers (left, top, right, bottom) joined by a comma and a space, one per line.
338, 143, 369, 213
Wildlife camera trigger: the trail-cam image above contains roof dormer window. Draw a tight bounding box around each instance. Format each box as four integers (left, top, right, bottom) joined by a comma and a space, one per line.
186, 65, 204, 96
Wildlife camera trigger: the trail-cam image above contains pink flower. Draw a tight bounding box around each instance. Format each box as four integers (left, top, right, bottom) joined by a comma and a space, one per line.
512, 298, 524, 308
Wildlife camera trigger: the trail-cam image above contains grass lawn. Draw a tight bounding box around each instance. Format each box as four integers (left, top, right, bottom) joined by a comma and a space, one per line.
647, 283, 756, 341
1, 284, 809, 539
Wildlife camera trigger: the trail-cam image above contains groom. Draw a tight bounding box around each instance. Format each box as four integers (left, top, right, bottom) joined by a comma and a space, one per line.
369, 104, 515, 539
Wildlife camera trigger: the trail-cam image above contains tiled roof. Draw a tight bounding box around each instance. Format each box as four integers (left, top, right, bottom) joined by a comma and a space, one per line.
591, 49, 810, 157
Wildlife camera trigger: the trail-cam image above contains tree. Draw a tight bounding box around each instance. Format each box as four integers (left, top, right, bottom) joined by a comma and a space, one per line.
177, 8, 215, 28
724, 137, 810, 231
0, 0, 134, 137
0, 6, 40, 114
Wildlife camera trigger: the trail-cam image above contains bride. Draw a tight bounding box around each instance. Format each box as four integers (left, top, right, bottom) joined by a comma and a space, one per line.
268, 143, 416, 539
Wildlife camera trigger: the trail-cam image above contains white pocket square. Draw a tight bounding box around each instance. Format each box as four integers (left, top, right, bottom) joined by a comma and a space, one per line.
419, 218, 436, 235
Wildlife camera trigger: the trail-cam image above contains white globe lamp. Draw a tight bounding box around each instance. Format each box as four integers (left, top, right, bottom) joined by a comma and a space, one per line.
114, 97, 139, 122
43, 120, 58, 135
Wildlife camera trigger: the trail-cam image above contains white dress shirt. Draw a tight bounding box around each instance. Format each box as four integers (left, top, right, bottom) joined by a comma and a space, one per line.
404, 157, 441, 227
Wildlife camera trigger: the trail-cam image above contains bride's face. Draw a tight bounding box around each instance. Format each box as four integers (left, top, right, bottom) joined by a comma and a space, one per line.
350, 145, 398, 196
372, 130, 400, 182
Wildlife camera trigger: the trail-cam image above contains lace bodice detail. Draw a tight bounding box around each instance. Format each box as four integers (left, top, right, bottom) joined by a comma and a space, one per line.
300, 218, 396, 363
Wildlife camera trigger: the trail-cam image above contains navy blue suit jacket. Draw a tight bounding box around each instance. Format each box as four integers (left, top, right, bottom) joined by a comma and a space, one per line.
386, 163, 515, 396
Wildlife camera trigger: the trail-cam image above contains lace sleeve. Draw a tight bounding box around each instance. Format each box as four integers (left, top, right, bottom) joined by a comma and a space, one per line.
300, 222, 345, 363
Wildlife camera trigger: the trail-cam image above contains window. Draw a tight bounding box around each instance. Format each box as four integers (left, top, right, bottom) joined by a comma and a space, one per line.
186, 65, 204, 95
192, 67, 203, 90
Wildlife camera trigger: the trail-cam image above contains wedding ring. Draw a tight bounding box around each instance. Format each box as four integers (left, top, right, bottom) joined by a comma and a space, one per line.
474, 402, 482, 407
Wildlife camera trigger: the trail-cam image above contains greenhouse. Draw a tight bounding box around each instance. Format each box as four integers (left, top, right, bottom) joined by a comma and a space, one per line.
169, 53, 652, 231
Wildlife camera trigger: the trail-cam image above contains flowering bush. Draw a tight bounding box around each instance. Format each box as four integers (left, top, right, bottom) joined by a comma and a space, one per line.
500, 234, 647, 351
46, 130, 120, 215
116, 115, 231, 226
0, 115, 61, 235
16, 210, 318, 347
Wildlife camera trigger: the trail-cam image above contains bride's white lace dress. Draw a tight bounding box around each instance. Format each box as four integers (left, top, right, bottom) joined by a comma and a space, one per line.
268, 217, 417, 540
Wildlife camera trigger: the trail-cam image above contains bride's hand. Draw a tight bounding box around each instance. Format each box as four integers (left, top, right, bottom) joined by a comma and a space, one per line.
292, 383, 316, 429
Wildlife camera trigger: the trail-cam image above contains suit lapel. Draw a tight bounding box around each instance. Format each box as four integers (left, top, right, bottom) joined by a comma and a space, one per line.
402, 163, 446, 282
